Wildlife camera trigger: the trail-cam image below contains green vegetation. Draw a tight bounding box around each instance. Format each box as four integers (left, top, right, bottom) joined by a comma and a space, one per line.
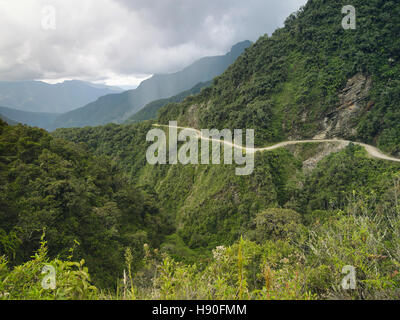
0, 119, 170, 288
2, 0, 400, 300
3, 191, 400, 300
54, 122, 400, 259
158, 0, 400, 155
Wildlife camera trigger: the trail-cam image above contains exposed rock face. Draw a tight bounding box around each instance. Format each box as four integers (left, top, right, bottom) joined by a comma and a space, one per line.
314, 73, 372, 139
339, 73, 372, 108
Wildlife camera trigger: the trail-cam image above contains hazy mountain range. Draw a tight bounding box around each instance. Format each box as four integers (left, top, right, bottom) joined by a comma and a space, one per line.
1, 41, 251, 130
0, 111, 17, 125
0, 80, 123, 114
48, 40, 252, 130
0, 106, 59, 128
124, 81, 212, 124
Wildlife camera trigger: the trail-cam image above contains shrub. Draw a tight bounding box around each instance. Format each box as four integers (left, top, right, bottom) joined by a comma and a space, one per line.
248, 208, 303, 243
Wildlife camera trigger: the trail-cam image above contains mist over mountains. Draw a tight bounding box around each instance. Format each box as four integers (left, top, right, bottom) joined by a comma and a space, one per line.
48, 40, 252, 130
0, 41, 251, 130
0, 80, 123, 114
125, 81, 212, 124
0, 105, 59, 128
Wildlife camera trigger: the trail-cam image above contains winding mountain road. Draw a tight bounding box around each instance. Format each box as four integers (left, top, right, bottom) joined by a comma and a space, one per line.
153, 124, 400, 163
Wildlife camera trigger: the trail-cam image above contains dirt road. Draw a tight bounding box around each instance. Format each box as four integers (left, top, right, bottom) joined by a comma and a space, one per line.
153, 124, 400, 163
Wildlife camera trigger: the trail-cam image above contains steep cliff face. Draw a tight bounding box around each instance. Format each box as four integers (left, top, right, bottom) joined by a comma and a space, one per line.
314, 73, 372, 139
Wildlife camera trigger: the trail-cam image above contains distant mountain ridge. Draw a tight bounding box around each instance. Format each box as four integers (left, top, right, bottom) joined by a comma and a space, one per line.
0, 112, 17, 126
0, 105, 59, 128
48, 40, 252, 130
125, 81, 212, 124
0, 80, 123, 114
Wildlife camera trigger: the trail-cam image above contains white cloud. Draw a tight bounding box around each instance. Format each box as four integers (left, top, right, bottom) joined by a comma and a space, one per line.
0, 0, 306, 87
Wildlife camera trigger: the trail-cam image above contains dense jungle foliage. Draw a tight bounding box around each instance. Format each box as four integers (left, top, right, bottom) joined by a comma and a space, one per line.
158, 0, 400, 155
0, 120, 171, 288
1, 0, 400, 300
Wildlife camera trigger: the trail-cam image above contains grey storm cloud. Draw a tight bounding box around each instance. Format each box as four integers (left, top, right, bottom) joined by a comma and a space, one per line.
0, 0, 306, 86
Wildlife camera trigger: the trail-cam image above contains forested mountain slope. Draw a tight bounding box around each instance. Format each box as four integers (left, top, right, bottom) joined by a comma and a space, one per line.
158, 0, 400, 156
0, 119, 170, 287
4, 0, 400, 299
53, 121, 400, 258
53, 0, 400, 272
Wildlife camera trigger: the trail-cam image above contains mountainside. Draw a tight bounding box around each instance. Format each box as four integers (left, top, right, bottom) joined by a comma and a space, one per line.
4, 0, 400, 300
0, 119, 170, 287
48, 41, 252, 130
50, 0, 400, 299
125, 81, 212, 124
0, 106, 60, 129
0, 80, 123, 114
158, 0, 400, 156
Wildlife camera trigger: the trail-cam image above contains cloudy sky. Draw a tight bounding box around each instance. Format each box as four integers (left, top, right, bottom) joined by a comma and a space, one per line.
0, 0, 306, 88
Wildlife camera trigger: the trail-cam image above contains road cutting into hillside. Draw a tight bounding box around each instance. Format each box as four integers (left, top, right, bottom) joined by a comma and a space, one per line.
153, 124, 400, 163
